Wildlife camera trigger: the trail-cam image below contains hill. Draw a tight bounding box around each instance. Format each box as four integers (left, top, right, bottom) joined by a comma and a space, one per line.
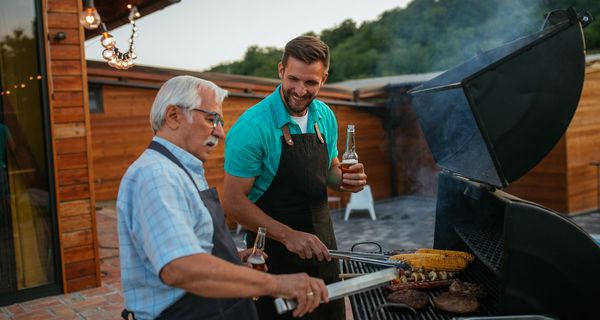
209, 0, 600, 82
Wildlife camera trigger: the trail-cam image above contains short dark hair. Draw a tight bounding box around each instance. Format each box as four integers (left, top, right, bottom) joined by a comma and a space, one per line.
281, 35, 330, 71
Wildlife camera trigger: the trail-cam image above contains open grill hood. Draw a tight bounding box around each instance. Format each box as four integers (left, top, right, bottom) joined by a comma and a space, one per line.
409, 7, 592, 188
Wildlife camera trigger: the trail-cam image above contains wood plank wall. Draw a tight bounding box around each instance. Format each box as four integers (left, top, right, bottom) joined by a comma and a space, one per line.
565, 67, 600, 213
89, 80, 393, 206
91, 86, 156, 200
506, 138, 568, 212
45, 0, 100, 292
328, 105, 392, 203
502, 67, 600, 215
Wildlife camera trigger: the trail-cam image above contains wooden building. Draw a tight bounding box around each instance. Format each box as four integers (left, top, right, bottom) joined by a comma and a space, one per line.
506, 59, 600, 213
0, 0, 179, 306
3, 0, 598, 308
86, 61, 394, 206
339, 59, 600, 215
87, 56, 600, 221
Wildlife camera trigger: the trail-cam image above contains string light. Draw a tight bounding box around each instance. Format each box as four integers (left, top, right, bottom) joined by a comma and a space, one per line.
79, 0, 101, 30
100, 5, 140, 70
0, 74, 42, 96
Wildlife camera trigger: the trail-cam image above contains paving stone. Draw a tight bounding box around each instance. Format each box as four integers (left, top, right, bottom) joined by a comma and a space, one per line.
22, 296, 63, 310
1, 196, 598, 320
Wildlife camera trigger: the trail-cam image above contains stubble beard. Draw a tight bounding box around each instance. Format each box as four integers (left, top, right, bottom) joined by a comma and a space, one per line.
283, 89, 314, 116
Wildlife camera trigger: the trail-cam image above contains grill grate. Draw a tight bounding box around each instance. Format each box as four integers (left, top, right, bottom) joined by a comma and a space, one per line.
454, 224, 504, 274
344, 256, 500, 320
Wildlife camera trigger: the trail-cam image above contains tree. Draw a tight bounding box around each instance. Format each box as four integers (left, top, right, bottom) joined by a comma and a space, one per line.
209, 0, 600, 81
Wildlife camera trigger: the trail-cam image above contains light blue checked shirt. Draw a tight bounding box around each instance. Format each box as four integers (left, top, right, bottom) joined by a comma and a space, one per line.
117, 136, 214, 320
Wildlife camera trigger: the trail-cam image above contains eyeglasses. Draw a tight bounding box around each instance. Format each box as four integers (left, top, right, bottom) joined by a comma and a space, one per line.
190, 108, 224, 128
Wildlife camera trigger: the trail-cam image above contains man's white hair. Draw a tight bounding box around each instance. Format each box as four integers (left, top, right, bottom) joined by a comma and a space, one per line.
149, 75, 228, 132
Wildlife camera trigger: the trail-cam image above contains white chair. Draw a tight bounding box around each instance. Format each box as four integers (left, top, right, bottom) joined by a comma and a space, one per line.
344, 185, 376, 221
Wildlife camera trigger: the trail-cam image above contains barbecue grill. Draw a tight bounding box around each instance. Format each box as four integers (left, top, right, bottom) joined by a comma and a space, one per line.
345, 7, 600, 320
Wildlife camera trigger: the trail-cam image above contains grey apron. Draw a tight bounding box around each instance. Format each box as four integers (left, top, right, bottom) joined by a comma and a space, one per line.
122, 141, 258, 320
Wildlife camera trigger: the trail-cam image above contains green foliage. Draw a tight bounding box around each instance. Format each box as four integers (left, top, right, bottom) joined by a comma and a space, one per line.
209, 0, 600, 81
210, 46, 282, 79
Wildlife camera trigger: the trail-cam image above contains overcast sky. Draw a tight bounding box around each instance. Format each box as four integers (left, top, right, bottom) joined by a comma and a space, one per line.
85, 0, 412, 71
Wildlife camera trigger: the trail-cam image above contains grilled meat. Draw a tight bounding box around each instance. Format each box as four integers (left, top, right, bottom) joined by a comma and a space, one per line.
385, 289, 429, 309
449, 279, 487, 299
433, 292, 479, 314
387, 279, 453, 291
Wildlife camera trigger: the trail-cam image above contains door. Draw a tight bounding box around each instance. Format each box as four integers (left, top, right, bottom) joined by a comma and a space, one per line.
0, 0, 61, 305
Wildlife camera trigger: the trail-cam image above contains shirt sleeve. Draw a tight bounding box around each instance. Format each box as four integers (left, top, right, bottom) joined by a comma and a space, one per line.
224, 117, 265, 178
130, 168, 211, 275
324, 106, 339, 162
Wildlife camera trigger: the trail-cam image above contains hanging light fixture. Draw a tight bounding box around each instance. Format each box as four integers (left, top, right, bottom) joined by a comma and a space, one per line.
100, 4, 140, 70
79, 0, 101, 30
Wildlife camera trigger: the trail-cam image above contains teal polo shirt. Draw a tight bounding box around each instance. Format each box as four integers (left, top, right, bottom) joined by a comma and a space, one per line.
225, 86, 339, 202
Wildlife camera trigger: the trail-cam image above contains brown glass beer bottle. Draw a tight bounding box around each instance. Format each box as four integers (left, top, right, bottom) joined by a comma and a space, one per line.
341, 124, 358, 189
248, 227, 266, 272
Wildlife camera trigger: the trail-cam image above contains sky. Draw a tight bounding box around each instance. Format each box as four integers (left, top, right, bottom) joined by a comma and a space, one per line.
85, 0, 412, 72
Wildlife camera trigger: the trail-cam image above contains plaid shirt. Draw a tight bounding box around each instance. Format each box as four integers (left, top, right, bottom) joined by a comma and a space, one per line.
117, 136, 214, 319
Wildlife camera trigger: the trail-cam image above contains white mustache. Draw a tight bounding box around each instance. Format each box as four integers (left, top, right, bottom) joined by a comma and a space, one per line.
204, 135, 219, 147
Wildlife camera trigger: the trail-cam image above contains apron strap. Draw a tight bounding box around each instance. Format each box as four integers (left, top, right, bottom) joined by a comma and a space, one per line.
147, 141, 202, 195
121, 309, 135, 320
314, 123, 325, 144
282, 125, 294, 146
282, 123, 325, 146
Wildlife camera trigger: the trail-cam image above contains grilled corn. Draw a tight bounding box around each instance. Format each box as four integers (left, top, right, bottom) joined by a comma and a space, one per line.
415, 248, 475, 262
389, 253, 469, 272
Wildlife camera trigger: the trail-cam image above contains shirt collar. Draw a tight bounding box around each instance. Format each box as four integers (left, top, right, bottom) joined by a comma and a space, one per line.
151, 136, 205, 176
271, 85, 322, 129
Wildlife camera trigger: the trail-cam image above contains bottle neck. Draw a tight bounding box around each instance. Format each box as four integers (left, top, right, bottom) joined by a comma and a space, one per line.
345, 129, 355, 154
253, 229, 266, 252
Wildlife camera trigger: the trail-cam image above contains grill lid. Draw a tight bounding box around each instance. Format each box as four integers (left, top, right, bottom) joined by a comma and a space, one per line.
409, 7, 592, 188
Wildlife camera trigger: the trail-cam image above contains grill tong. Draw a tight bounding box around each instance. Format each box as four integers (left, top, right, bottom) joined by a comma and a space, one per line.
274, 267, 399, 314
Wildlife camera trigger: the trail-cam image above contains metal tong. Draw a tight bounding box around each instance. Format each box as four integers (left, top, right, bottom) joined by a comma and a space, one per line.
328, 249, 410, 270
274, 267, 399, 314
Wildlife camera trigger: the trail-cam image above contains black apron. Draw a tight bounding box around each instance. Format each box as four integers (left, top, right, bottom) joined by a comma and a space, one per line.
246, 124, 345, 320
122, 141, 258, 320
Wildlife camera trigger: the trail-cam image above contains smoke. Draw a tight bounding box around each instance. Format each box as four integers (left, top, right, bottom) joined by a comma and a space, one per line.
429, 0, 546, 72
376, 0, 550, 75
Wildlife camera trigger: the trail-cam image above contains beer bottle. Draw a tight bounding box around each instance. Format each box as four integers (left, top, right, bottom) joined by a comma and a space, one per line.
341, 124, 358, 189
248, 227, 266, 272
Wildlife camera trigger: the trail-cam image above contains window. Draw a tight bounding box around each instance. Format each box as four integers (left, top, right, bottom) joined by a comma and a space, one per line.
88, 83, 103, 113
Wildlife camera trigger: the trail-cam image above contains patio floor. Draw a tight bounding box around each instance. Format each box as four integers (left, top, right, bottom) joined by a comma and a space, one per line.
1, 197, 599, 319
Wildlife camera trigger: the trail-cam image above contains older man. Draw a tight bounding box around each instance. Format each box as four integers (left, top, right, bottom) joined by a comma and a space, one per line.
117, 75, 328, 320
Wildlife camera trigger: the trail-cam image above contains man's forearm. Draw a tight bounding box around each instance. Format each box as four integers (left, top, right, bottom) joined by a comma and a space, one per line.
162, 253, 277, 298
161, 253, 329, 317
326, 160, 342, 191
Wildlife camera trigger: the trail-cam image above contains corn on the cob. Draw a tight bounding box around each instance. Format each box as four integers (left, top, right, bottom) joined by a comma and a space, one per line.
389, 253, 468, 272
415, 248, 475, 262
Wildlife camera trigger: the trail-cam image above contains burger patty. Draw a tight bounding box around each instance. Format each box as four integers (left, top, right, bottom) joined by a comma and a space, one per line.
433, 292, 479, 314
385, 289, 429, 309
449, 279, 487, 299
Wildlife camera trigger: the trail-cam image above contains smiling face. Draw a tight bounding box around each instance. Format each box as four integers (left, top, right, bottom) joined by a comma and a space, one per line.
177, 86, 225, 162
278, 56, 328, 116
